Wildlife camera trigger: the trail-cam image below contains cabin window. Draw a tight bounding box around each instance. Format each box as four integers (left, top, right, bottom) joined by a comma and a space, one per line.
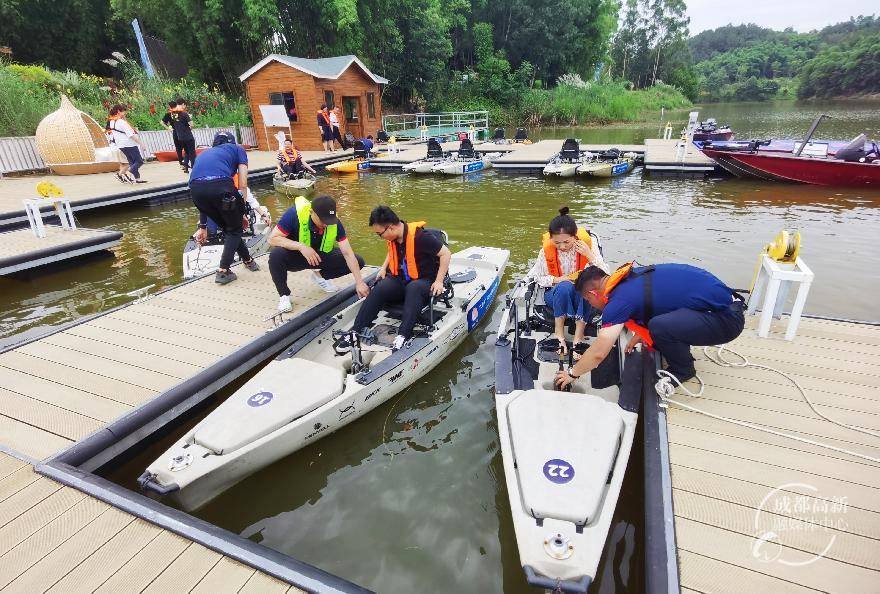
343, 97, 359, 122
323, 90, 335, 109
366, 93, 376, 119
269, 91, 298, 122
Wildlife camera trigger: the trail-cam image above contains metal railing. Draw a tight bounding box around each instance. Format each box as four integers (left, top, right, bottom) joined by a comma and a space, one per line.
381, 111, 489, 138
0, 126, 257, 175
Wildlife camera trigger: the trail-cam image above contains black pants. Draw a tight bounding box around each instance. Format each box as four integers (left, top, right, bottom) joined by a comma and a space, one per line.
190, 178, 250, 270
353, 275, 431, 340
281, 162, 304, 176
180, 138, 197, 169
172, 135, 184, 165
332, 126, 344, 147
119, 146, 144, 179
269, 247, 364, 297
648, 301, 745, 378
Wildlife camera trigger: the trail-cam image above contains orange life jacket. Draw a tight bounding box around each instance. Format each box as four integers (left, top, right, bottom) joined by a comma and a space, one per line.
319, 110, 331, 126
542, 228, 592, 280
387, 221, 427, 280
602, 262, 653, 347
281, 148, 300, 163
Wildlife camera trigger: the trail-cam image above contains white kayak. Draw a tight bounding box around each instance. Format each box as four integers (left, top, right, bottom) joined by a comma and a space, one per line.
182, 219, 270, 279
494, 274, 639, 592
141, 244, 510, 510
430, 155, 496, 175
273, 172, 316, 196
542, 153, 594, 178
403, 138, 449, 173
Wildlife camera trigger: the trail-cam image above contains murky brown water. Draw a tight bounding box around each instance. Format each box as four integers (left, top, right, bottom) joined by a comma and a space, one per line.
3, 100, 879, 592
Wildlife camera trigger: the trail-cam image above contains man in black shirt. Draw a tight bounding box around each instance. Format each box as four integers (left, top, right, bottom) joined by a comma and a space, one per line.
161, 100, 183, 168
353, 205, 451, 348
172, 99, 196, 172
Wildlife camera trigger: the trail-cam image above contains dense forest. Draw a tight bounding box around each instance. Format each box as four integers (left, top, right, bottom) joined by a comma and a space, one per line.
689, 16, 880, 101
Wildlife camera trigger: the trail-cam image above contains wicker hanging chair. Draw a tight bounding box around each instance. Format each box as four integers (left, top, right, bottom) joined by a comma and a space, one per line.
35, 95, 121, 175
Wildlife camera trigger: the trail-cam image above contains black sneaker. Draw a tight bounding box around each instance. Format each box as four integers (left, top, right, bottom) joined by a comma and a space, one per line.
243, 259, 260, 272
135, 179, 148, 184
215, 269, 237, 284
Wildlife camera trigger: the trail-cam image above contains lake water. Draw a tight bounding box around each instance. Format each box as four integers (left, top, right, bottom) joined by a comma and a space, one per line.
3, 100, 879, 592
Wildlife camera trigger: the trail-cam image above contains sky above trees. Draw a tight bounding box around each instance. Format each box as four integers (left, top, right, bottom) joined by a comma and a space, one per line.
687, 1, 874, 34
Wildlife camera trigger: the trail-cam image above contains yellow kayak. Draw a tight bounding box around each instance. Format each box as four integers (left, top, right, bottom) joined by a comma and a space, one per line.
326, 152, 387, 174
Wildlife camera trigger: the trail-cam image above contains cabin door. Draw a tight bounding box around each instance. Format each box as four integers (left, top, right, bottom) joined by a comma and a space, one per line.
342, 97, 363, 139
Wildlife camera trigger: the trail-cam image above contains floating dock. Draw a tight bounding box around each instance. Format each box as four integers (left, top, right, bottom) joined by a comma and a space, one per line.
491, 139, 647, 172
0, 258, 377, 591
0, 149, 353, 229
371, 140, 525, 169
667, 315, 880, 591
643, 138, 716, 176
0, 225, 122, 275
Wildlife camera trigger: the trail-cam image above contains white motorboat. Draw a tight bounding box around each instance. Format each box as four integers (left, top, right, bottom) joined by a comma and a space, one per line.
273, 172, 316, 196
494, 271, 640, 592
141, 243, 510, 510
430, 139, 500, 175
182, 191, 271, 279
402, 138, 449, 173
543, 138, 592, 177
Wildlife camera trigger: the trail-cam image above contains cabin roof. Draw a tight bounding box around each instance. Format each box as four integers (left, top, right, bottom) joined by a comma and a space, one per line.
239, 54, 389, 84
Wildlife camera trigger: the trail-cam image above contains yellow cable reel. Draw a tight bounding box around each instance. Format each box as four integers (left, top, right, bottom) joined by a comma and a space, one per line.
36, 181, 64, 198
749, 230, 802, 293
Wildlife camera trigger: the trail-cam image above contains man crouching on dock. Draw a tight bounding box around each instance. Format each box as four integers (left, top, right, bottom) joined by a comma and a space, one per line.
268, 195, 369, 313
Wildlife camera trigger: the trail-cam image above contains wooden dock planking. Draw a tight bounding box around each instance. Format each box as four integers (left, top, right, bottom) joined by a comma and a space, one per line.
0, 255, 374, 457
668, 316, 880, 591
0, 454, 301, 593
0, 225, 123, 275
643, 138, 716, 174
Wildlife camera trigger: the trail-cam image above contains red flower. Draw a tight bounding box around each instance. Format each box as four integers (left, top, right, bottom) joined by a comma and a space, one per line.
193, 100, 200, 107
200, 108, 206, 114
212, 101, 218, 108
102, 100, 110, 109
149, 103, 156, 115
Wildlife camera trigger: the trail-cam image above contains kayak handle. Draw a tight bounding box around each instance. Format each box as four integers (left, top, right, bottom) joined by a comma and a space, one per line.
137, 471, 179, 495
523, 566, 590, 593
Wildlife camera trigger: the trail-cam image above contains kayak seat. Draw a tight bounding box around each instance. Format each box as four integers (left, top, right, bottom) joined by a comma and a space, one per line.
379, 275, 454, 327
514, 127, 528, 142
492, 127, 505, 141
458, 139, 475, 158
427, 139, 444, 159
193, 358, 345, 455
559, 138, 580, 161
506, 390, 626, 527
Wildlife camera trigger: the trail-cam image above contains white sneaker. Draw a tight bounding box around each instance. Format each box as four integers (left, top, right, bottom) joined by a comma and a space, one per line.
277, 294, 292, 312
392, 335, 406, 350
311, 272, 337, 293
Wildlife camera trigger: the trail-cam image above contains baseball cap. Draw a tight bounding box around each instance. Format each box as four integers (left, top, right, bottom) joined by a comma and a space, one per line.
311, 195, 339, 225
212, 130, 236, 146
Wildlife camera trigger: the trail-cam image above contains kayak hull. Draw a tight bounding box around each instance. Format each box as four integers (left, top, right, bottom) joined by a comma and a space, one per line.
273, 173, 316, 196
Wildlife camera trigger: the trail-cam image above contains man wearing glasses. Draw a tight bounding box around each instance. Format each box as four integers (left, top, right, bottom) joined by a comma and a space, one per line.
268, 194, 368, 313
351, 205, 451, 350
555, 262, 745, 390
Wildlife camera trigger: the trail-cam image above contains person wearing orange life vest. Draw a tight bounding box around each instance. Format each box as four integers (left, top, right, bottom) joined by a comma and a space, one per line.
276, 139, 316, 177
317, 104, 333, 151
352, 205, 452, 350
555, 262, 746, 390
525, 206, 609, 358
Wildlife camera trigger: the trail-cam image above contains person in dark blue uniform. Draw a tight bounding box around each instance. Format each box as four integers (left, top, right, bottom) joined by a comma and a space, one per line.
555, 263, 745, 389
189, 130, 260, 284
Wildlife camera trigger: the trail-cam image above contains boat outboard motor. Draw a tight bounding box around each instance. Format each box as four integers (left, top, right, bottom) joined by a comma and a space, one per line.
835, 133, 869, 162
492, 127, 505, 141
559, 138, 580, 161
427, 138, 443, 158
376, 129, 389, 142
514, 127, 528, 142
458, 138, 476, 159
353, 140, 368, 158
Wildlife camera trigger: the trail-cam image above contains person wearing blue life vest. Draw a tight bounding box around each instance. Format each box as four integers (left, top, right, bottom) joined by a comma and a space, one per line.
189, 130, 260, 284
268, 194, 368, 313
555, 263, 745, 390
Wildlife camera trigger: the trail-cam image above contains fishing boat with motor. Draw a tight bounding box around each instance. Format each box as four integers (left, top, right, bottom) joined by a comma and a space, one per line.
401, 138, 450, 173
326, 139, 384, 174
141, 242, 510, 510
577, 148, 637, 178
701, 115, 880, 187
430, 138, 500, 175
182, 188, 271, 279
691, 118, 734, 142
494, 242, 642, 592
272, 172, 316, 196
543, 139, 593, 177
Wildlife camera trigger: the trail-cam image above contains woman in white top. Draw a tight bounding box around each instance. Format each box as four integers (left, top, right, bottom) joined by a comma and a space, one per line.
526, 206, 609, 356
107, 104, 148, 183
330, 107, 344, 150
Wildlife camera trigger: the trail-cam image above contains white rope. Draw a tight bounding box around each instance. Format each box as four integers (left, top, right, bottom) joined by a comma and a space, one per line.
654, 345, 880, 465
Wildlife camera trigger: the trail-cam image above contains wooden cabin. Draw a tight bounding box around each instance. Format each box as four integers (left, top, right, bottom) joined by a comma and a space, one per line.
240, 54, 388, 151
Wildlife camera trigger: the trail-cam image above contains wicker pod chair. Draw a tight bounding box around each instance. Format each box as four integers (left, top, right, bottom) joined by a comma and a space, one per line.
35, 95, 121, 175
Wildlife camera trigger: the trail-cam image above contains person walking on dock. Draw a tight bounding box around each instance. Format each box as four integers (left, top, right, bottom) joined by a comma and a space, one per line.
317, 104, 333, 152
555, 263, 745, 390
189, 130, 261, 284
330, 106, 344, 150
107, 104, 148, 184
161, 100, 184, 169
172, 99, 197, 172
268, 195, 368, 313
